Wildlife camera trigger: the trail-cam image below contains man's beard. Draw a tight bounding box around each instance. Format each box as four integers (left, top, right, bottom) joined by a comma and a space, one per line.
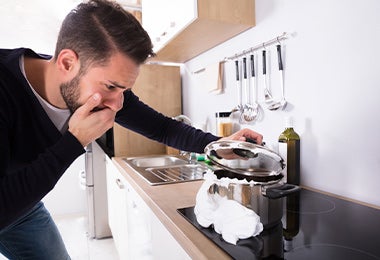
60, 74, 81, 113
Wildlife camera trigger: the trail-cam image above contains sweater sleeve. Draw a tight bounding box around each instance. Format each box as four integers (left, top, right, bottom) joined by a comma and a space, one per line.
0, 130, 85, 228
0, 48, 86, 229
115, 91, 220, 154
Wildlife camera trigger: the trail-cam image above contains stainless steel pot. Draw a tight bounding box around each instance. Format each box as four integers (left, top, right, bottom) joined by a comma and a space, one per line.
205, 140, 300, 228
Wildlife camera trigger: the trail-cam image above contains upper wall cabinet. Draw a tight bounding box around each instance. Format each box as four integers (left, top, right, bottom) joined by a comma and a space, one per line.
142, 0, 255, 63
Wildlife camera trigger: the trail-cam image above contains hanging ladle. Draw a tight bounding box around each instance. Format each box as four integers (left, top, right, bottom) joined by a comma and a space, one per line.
268, 44, 287, 110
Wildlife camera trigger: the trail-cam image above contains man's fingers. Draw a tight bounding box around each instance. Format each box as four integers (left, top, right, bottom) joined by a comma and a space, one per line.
78, 93, 102, 114
219, 128, 264, 145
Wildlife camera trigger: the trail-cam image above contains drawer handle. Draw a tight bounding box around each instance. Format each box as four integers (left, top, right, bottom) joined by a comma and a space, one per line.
115, 179, 124, 189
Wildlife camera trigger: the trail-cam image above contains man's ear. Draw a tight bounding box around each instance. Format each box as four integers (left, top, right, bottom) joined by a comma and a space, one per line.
56, 49, 80, 77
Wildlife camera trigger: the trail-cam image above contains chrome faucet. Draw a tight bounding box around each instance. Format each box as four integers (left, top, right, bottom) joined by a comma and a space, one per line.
172, 114, 192, 125
172, 115, 196, 163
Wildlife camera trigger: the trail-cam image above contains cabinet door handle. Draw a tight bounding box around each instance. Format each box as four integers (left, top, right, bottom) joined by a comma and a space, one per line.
115, 178, 124, 189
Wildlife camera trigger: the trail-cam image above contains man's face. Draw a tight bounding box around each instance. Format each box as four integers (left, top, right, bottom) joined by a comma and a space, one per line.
60, 52, 140, 113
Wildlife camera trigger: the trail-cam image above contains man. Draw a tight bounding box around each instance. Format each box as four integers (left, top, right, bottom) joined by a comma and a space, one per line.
0, 0, 263, 259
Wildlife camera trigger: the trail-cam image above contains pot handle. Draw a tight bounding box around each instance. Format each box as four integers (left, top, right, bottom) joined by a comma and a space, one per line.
264, 184, 300, 199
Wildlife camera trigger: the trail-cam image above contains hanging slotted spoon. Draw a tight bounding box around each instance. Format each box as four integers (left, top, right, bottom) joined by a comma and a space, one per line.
241, 57, 258, 123
262, 49, 273, 104
242, 54, 259, 122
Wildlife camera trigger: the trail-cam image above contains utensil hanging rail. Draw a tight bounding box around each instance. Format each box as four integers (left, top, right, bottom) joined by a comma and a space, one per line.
189, 32, 291, 74
224, 32, 290, 62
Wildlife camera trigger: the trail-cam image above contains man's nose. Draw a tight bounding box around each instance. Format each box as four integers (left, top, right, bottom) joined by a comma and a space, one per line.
103, 92, 124, 112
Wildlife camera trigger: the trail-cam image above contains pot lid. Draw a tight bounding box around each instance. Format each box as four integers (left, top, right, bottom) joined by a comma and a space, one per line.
204, 140, 285, 177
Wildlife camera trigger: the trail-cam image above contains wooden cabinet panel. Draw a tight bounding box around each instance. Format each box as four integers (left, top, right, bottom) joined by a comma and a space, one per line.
143, 0, 255, 62
114, 64, 181, 157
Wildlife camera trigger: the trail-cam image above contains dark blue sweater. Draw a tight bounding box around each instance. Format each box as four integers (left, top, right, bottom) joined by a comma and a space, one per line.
0, 48, 219, 229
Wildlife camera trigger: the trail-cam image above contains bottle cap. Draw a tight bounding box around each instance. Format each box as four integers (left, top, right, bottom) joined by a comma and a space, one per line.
216, 112, 232, 118
284, 116, 294, 128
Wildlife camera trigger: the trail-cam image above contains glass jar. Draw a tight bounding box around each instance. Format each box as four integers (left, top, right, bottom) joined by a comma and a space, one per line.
216, 112, 232, 137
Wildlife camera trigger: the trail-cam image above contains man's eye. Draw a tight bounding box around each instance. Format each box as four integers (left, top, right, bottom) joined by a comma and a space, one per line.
106, 85, 116, 90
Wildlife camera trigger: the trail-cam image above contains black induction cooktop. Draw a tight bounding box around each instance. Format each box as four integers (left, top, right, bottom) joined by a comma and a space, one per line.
177, 188, 380, 260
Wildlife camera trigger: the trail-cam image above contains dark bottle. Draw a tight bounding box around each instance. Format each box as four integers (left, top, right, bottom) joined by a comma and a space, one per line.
278, 117, 300, 185
282, 192, 300, 252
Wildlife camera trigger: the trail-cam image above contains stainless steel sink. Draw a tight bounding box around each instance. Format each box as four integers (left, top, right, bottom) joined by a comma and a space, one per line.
130, 156, 187, 167
123, 155, 209, 185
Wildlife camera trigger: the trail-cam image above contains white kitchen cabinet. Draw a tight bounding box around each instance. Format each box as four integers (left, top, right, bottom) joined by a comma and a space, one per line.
142, 0, 196, 53
106, 158, 152, 260
105, 156, 129, 259
151, 214, 191, 260
125, 182, 153, 260
106, 158, 190, 259
142, 0, 255, 62
106, 157, 153, 259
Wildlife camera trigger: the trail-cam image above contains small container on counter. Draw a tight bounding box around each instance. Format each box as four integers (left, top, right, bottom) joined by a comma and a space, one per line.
215, 112, 232, 137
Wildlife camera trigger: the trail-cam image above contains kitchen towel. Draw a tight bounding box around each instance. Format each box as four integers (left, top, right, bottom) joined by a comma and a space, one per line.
192, 62, 224, 94
194, 171, 263, 245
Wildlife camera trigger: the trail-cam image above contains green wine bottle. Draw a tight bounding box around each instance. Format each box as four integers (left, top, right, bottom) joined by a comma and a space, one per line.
278, 117, 300, 185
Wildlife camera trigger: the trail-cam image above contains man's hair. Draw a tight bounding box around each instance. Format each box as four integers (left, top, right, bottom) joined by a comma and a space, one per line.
54, 0, 154, 72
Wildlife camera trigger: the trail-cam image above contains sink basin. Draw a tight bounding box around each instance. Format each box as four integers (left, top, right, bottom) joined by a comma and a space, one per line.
122, 155, 209, 185
130, 156, 187, 168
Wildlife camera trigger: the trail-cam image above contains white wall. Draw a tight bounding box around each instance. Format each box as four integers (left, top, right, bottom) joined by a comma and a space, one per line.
182, 0, 380, 206
0, 0, 81, 53
1, 0, 87, 216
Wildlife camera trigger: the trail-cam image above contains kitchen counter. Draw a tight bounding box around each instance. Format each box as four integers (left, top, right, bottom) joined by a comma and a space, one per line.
112, 156, 230, 259
112, 157, 380, 259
